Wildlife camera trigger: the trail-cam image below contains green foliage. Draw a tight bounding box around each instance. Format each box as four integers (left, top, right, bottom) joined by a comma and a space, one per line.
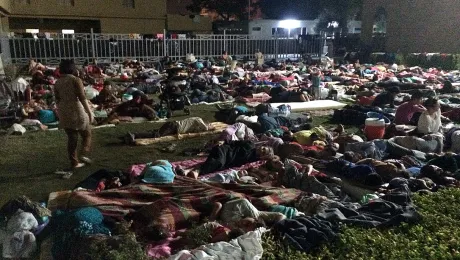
262, 189, 460, 260
88, 233, 148, 260
181, 222, 214, 250
187, 0, 252, 21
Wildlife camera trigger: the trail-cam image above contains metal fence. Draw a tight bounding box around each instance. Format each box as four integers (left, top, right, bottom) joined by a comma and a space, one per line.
0, 33, 325, 65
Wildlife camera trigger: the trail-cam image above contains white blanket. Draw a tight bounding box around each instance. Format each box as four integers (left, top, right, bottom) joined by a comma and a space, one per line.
169, 228, 267, 260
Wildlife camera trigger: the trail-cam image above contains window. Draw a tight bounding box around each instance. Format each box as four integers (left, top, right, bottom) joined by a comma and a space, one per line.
11, 0, 31, 5
252, 27, 261, 31
122, 0, 135, 8
57, 0, 74, 6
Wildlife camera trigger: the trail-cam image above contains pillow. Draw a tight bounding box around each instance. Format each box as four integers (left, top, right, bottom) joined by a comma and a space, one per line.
38, 110, 56, 124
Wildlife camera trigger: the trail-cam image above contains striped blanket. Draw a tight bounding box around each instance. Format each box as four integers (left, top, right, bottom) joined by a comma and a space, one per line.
48, 176, 302, 232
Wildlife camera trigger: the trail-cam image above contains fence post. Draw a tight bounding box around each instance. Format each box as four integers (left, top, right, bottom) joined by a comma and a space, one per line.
223, 30, 227, 52
90, 28, 96, 63
163, 29, 167, 58
275, 31, 278, 62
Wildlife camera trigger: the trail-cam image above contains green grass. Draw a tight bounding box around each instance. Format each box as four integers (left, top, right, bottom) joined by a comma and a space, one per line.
0, 104, 350, 206
0, 104, 219, 205
262, 188, 460, 260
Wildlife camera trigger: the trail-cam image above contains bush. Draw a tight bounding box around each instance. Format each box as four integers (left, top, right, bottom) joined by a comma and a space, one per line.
262, 189, 460, 260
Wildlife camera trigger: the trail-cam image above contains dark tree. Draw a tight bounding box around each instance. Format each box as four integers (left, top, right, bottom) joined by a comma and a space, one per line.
315, 0, 362, 33
187, 0, 255, 21
259, 0, 320, 20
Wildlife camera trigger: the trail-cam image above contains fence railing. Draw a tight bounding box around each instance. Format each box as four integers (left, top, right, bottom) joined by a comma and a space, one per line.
0, 33, 326, 65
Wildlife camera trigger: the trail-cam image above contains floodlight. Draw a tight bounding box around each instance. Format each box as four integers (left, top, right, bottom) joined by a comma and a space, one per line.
279, 20, 301, 29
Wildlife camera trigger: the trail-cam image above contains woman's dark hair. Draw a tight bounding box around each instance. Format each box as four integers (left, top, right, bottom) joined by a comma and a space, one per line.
255, 218, 267, 228
59, 59, 76, 75
343, 151, 355, 162
424, 97, 439, 108
228, 229, 245, 240
411, 90, 424, 100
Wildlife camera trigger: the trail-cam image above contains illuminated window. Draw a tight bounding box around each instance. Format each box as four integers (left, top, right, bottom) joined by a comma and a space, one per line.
122, 0, 135, 8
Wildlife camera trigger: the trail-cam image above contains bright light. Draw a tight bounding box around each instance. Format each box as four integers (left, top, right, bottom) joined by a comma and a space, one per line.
26, 29, 39, 34
328, 21, 339, 28
278, 20, 301, 29
62, 29, 75, 34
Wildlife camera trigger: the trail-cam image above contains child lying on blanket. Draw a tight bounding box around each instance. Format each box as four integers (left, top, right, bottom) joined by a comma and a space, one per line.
123, 117, 210, 145
210, 198, 286, 232
177, 222, 246, 245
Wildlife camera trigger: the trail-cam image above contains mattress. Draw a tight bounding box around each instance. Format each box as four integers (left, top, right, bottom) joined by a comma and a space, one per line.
134, 121, 228, 146
270, 100, 347, 111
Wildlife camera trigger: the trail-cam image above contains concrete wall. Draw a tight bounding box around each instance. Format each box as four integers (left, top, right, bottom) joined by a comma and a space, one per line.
167, 14, 212, 33
0, 0, 167, 33
7, 0, 166, 20
0, 0, 11, 14
100, 18, 165, 34
362, 0, 460, 53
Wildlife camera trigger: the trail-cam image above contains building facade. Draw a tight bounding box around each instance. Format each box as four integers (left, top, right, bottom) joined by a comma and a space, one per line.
361, 0, 460, 53
0, 0, 211, 34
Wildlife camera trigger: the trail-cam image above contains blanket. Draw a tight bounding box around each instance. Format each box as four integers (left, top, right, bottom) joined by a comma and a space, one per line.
134, 122, 228, 146
128, 159, 267, 181
236, 93, 271, 104
48, 176, 302, 230
169, 228, 267, 260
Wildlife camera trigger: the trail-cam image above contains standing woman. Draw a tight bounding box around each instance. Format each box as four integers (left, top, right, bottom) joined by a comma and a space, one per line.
54, 60, 94, 169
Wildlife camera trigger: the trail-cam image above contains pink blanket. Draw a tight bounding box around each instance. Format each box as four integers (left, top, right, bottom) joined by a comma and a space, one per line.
127, 159, 267, 181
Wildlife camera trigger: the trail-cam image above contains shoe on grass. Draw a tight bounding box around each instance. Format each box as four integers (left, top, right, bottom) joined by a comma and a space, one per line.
80, 157, 93, 164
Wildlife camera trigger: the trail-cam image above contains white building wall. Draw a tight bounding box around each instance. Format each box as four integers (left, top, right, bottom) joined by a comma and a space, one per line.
249, 19, 362, 38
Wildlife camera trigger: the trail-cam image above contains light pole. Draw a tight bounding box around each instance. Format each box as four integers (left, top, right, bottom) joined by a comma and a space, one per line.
248, 0, 251, 21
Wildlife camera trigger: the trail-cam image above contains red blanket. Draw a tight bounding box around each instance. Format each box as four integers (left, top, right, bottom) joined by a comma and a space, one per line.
50, 176, 302, 232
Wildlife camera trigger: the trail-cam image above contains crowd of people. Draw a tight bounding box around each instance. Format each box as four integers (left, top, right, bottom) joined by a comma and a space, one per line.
4, 51, 460, 259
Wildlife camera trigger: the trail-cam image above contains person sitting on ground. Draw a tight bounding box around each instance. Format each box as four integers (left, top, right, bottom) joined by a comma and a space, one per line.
123, 117, 209, 144
95, 81, 118, 106
103, 91, 157, 124
394, 90, 426, 125
210, 198, 286, 232
220, 51, 233, 66
372, 86, 400, 108
255, 50, 264, 67
416, 98, 445, 153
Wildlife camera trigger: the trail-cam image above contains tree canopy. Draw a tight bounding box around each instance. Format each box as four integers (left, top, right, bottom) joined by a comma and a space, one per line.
187, 0, 254, 21
259, 0, 320, 20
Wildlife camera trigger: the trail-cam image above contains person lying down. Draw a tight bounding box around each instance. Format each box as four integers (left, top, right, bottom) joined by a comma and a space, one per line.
176, 141, 275, 179
123, 117, 210, 144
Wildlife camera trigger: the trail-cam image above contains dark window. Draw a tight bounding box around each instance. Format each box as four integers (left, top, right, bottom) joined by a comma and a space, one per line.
252, 27, 261, 31
122, 0, 135, 8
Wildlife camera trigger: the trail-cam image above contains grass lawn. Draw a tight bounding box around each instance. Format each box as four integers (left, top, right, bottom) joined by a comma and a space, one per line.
0, 104, 358, 206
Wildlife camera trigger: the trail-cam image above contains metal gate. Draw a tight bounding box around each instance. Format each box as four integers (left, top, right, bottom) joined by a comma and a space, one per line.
1, 32, 325, 65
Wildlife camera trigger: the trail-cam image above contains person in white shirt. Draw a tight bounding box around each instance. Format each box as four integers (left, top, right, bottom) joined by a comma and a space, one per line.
255, 50, 264, 67
417, 98, 443, 153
